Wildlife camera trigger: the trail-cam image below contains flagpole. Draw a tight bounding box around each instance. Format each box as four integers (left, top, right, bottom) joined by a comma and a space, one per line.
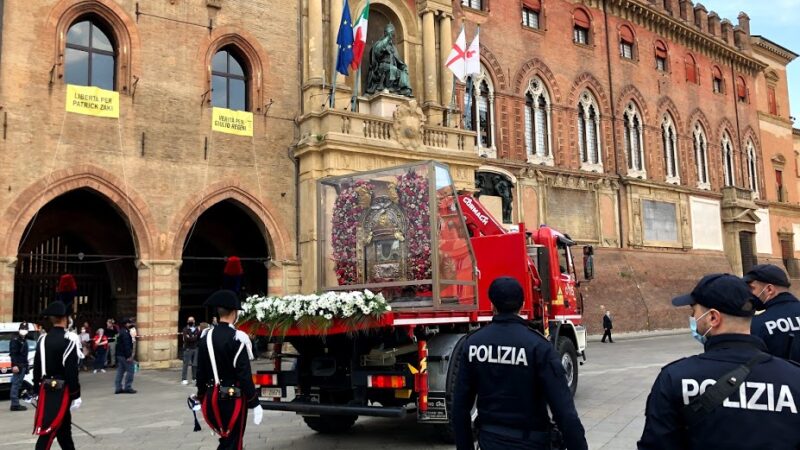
351, 67, 361, 112
330, 51, 339, 109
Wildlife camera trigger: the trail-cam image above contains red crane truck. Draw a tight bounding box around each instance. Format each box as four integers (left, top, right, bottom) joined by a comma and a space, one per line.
244, 161, 592, 439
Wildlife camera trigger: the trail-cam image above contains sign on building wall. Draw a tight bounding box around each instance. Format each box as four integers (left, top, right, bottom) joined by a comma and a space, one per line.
643, 200, 678, 243
546, 187, 598, 241
65, 85, 119, 118
690, 197, 723, 251
212, 107, 254, 137
755, 209, 772, 254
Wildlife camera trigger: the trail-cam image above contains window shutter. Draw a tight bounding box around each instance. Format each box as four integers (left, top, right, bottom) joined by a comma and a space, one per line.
619, 25, 634, 44
523, 0, 541, 12
573, 9, 591, 29
737, 77, 747, 100
768, 87, 778, 115
684, 55, 697, 84
655, 41, 668, 59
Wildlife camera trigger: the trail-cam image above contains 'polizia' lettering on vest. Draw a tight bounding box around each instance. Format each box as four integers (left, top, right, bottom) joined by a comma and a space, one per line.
468, 345, 528, 366
764, 317, 800, 335
681, 378, 798, 413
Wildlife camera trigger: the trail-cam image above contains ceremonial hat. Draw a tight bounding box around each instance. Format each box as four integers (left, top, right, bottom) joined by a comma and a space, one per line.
203, 289, 243, 311
743, 264, 791, 288
488, 276, 524, 313
56, 274, 78, 310
672, 273, 757, 317
41, 300, 69, 317
222, 256, 244, 293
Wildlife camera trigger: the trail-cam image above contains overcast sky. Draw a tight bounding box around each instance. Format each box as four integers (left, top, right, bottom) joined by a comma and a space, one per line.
703, 0, 800, 121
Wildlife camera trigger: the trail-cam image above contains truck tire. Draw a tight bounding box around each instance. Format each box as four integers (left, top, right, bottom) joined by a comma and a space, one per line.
557, 337, 578, 397
436, 335, 477, 444
302, 415, 358, 434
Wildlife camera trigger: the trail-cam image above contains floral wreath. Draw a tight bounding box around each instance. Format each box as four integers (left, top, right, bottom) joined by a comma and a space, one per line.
396, 170, 431, 282
332, 180, 374, 285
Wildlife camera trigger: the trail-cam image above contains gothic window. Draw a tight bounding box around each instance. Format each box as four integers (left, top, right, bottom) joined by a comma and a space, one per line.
524, 77, 552, 165
722, 132, 735, 187
623, 102, 645, 177
577, 91, 602, 172
465, 66, 496, 156
747, 140, 758, 197
212, 46, 249, 111
694, 123, 710, 189
64, 18, 116, 90
662, 114, 679, 184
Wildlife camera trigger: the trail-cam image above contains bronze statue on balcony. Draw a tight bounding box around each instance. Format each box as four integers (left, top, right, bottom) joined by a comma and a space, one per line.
365, 24, 413, 97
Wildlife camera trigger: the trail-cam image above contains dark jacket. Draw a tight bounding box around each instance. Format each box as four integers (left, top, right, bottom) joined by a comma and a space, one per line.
196, 322, 259, 409
603, 314, 613, 330
10, 335, 28, 368
32, 327, 81, 401
453, 313, 587, 450
638, 334, 800, 450
182, 325, 200, 350
751, 292, 800, 361
116, 327, 133, 359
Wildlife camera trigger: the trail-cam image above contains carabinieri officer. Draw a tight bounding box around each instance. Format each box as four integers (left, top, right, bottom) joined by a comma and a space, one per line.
638, 274, 800, 449
743, 264, 800, 361
453, 276, 587, 450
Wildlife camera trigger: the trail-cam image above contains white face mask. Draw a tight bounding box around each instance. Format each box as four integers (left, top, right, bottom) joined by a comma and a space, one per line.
19, 330, 28, 337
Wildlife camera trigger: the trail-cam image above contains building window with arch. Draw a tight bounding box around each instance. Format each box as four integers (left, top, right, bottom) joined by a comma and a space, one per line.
712, 66, 724, 94
522, 0, 541, 29
662, 114, 679, 184
619, 25, 635, 60
655, 40, 668, 72
746, 140, 758, 197
573, 9, 591, 45
462, 0, 484, 11
577, 91, 602, 172
623, 102, 645, 178
64, 18, 116, 91
736, 76, 748, 103
212, 47, 249, 111
722, 133, 735, 187
694, 124, 710, 189
465, 66, 496, 157
524, 77, 552, 165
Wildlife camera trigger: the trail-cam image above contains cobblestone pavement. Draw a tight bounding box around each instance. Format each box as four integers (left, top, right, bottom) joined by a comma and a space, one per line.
0, 333, 699, 449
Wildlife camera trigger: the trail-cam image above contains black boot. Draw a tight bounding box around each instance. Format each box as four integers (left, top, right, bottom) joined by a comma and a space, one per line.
10, 405, 28, 411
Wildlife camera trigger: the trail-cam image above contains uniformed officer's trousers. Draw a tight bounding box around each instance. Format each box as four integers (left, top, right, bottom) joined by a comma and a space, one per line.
35, 411, 75, 450
217, 407, 248, 450
478, 429, 549, 450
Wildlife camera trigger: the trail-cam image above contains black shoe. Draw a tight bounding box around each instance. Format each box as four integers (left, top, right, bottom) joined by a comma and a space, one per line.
115, 389, 124, 394
9, 405, 27, 411
123, 389, 137, 394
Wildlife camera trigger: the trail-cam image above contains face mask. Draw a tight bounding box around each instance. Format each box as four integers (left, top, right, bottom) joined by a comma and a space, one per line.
689, 309, 714, 345
188, 321, 195, 326
19, 330, 28, 337
756, 286, 768, 302
81, 329, 86, 333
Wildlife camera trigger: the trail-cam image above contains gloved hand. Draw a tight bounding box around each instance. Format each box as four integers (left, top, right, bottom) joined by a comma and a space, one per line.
251, 404, 263, 425
189, 395, 201, 412
70, 398, 82, 411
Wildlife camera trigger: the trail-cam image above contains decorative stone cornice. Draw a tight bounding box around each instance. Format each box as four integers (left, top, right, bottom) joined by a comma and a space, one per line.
751, 36, 799, 66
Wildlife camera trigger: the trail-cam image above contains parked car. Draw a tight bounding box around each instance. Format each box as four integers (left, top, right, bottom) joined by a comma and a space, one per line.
0, 322, 38, 395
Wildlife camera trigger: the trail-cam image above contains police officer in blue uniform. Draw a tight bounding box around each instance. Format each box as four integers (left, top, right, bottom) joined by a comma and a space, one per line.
743, 264, 800, 361
638, 274, 800, 450
453, 277, 587, 450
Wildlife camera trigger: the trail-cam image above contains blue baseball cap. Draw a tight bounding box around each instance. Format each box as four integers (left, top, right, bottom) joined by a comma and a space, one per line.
672, 274, 757, 317
743, 264, 791, 288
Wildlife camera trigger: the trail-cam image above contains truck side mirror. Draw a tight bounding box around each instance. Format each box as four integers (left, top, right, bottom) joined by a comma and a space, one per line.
583, 245, 594, 281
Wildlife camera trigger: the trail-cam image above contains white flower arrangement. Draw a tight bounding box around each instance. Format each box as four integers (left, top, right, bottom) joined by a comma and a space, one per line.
240, 290, 391, 334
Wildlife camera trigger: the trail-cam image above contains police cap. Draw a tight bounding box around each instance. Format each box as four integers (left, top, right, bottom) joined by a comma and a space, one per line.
742, 264, 791, 288
40, 300, 69, 317
488, 276, 524, 313
672, 273, 757, 317
204, 289, 243, 311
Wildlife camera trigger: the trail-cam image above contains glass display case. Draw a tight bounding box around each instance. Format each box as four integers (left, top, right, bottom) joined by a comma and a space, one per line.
318, 161, 478, 309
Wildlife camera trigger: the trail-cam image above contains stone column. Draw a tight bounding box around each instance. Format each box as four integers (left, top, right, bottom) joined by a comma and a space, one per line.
136, 260, 181, 368
422, 10, 438, 105
439, 13, 454, 108
0, 258, 16, 322
308, 0, 324, 83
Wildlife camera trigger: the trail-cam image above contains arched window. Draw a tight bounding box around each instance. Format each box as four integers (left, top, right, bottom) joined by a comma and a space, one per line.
662, 114, 679, 184
577, 91, 602, 171
654, 40, 668, 72
212, 47, 249, 111
747, 140, 758, 196
524, 77, 552, 165
736, 76, 748, 103
684, 54, 698, 84
64, 18, 116, 90
694, 123, 710, 189
619, 25, 635, 60
712, 66, 724, 94
465, 66, 496, 156
623, 102, 645, 177
722, 132, 735, 187
573, 9, 591, 45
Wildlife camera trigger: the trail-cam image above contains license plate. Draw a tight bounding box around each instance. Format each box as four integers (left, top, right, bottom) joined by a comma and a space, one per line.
262, 387, 282, 398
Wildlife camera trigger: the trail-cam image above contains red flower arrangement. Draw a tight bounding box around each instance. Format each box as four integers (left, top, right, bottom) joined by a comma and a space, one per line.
396, 170, 431, 281
331, 180, 373, 285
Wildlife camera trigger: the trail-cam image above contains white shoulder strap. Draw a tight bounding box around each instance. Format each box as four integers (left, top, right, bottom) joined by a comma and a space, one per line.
234, 330, 254, 363
39, 335, 47, 377
206, 327, 220, 385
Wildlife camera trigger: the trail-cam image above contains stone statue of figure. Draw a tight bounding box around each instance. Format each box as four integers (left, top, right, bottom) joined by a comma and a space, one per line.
493, 175, 513, 224
365, 24, 413, 97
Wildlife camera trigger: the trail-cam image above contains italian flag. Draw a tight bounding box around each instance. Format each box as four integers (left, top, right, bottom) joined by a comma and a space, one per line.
350, 1, 370, 71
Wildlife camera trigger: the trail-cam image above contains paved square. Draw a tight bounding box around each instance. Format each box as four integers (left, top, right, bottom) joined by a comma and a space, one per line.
0, 334, 699, 449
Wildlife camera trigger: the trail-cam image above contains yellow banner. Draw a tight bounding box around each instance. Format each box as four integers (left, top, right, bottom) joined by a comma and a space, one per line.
65, 85, 119, 118
212, 107, 254, 137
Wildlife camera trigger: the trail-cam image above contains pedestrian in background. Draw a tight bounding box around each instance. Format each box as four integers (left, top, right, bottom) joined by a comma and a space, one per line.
92, 328, 108, 373
601, 310, 614, 343
181, 316, 200, 385
743, 264, 800, 362
9, 322, 30, 411
79, 325, 91, 371
115, 317, 137, 394
105, 318, 118, 368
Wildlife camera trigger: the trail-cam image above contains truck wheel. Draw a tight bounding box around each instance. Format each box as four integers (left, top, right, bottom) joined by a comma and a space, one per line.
437, 335, 477, 444
557, 337, 578, 397
302, 415, 358, 434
